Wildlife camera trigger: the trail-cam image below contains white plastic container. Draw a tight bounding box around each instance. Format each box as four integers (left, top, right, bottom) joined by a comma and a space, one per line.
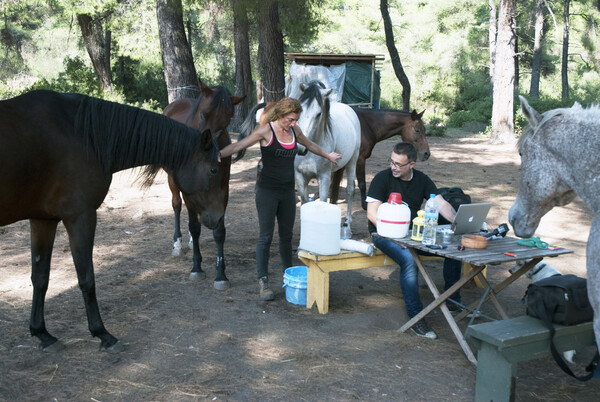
376, 193, 411, 239
299, 200, 341, 255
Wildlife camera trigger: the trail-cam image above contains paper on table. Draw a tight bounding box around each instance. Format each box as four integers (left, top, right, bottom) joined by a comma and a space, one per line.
340, 239, 374, 256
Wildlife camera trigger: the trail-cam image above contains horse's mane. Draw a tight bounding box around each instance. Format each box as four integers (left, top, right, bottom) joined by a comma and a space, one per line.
75, 95, 212, 185
518, 102, 600, 151
299, 81, 332, 141
370, 108, 412, 115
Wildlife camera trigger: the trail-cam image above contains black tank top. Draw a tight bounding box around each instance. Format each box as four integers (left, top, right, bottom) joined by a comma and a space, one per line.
257, 123, 298, 190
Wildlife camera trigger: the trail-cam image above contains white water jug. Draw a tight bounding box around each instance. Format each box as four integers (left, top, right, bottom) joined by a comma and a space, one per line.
376, 192, 411, 239
299, 200, 341, 255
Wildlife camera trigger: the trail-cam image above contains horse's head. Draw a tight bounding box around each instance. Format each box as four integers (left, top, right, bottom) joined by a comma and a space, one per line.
298, 80, 333, 152
188, 81, 245, 161
407, 109, 430, 161
170, 128, 225, 229
197, 81, 244, 133
509, 96, 577, 237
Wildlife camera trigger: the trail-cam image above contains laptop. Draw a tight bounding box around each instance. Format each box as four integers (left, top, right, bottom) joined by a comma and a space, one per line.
438, 202, 492, 235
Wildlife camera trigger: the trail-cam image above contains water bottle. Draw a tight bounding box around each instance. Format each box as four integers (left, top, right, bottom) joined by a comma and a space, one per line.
340, 222, 352, 239
422, 194, 438, 245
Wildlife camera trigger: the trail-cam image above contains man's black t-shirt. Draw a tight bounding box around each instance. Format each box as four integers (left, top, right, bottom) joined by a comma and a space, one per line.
367, 168, 437, 233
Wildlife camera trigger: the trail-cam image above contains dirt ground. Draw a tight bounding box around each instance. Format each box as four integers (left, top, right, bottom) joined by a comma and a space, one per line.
1, 133, 599, 401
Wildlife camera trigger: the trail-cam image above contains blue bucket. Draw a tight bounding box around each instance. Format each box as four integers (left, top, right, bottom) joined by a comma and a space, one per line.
283, 266, 307, 305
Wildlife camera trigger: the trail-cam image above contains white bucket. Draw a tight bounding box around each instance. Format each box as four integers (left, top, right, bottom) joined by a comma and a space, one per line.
376, 200, 411, 239
299, 201, 341, 255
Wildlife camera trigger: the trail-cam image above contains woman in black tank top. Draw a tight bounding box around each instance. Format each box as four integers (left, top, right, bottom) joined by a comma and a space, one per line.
219, 98, 341, 301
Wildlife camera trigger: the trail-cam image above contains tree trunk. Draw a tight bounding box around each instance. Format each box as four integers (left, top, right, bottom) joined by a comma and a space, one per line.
77, 13, 113, 92
513, 12, 519, 92
258, 2, 285, 102
230, 0, 253, 132
380, 0, 410, 111
561, 0, 570, 100
488, 0, 497, 96
530, 0, 545, 98
490, 0, 516, 144
156, 0, 199, 103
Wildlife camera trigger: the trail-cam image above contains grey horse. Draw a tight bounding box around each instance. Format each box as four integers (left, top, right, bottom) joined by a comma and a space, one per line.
509, 95, 600, 345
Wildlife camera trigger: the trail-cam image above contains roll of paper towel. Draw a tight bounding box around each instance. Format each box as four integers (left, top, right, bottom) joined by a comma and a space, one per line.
340, 239, 374, 256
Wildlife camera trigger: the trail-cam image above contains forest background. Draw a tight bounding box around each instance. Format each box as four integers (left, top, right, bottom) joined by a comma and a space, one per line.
1, 0, 600, 138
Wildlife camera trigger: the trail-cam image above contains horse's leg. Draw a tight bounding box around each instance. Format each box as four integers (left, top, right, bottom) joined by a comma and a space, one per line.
294, 171, 310, 203
587, 217, 600, 347
212, 218, 230, 290
329, 170, 343, 205
343, 163, 357, 226
188, 209, 206, 281
29, 218, 63, 351
63, 211, 122, 352
318, 171, 332, 204
356, 154, 368, 210
168, 175, 185, 257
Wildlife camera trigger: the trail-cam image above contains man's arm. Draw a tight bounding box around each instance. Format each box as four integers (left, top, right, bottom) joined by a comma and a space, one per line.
435, 194, 456, 222
366, 199, 383, 227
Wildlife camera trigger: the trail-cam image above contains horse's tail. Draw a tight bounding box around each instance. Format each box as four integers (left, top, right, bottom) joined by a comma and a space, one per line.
234, 102, 266, 162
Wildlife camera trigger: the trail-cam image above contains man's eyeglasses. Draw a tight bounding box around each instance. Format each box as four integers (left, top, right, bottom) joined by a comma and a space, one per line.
388, 158, 411, 169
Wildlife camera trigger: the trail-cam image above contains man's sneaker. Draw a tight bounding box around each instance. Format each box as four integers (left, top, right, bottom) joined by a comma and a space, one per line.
410, 320, 437, 339
258, 276, 275, 301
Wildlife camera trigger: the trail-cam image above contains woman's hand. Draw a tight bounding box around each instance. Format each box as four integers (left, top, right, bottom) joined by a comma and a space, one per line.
328, 152, 342, 165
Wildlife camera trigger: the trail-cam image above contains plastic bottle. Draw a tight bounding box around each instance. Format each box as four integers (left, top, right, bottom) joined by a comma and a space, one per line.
340, 222, 352, 239
421, 194, 439, 245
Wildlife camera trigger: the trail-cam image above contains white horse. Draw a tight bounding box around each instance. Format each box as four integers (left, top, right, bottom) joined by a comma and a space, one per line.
509, 95, 600, 345
295, 80, 361, 225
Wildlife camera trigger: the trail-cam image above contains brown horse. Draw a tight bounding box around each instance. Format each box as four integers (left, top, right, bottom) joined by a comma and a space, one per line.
0, 90, 224, 352
331, 107, 430, 209
163, 82, 244, 290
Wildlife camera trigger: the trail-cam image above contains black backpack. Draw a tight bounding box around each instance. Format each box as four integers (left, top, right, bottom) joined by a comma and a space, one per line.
524, 274, 598, 381
438, 187, 471, 225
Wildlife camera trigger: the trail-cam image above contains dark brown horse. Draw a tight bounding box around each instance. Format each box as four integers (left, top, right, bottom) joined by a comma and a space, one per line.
331, 107, 430, 209
0, 90, 223, 352
163, 82, 244, 290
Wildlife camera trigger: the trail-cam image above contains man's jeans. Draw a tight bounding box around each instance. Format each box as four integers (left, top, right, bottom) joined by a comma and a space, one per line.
372, 234, 462, 318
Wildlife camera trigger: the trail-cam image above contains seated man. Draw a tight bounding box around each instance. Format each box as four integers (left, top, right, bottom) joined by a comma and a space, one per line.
366, 142, 462, 339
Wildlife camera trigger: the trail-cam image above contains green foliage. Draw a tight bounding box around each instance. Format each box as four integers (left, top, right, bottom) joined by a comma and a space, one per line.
27, 56, 102, 96
1, 0, 599, 124
113, 55, 168, 107
425, 116, 447, 137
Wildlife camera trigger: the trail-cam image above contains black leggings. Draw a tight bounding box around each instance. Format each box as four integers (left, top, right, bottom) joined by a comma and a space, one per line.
255, 185, 296, 279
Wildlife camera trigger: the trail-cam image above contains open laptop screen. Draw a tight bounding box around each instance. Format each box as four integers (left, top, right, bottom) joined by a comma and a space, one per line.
450, 202, 492, 235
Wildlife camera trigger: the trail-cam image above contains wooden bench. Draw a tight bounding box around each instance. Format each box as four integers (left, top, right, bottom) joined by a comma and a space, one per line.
465, 315, 595, 402
298, 248, 485, 314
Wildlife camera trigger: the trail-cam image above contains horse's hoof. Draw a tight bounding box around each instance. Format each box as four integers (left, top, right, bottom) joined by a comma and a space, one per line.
214, 280, 230, 291
172, 238, 184, 256
189, 271, 206, 281
102, 340, 124, 354
41, 340, 65, 353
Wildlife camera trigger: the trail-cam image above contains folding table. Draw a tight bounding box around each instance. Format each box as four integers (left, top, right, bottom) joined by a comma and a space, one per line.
373, 234, 573, 365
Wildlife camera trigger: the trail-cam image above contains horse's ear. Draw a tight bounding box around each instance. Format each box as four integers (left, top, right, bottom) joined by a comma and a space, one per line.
200, 80, 214, 97
519, 95, 541, 126
299, 83, 306, 92
411, 109, 425, 120
231, 95, 246, 106
325, 89, 333, 97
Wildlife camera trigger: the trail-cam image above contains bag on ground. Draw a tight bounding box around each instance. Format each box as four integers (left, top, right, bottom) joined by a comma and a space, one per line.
524, 274, 598, 381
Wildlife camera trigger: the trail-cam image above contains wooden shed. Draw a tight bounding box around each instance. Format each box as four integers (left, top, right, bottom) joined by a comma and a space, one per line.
285, 52, 385, 109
